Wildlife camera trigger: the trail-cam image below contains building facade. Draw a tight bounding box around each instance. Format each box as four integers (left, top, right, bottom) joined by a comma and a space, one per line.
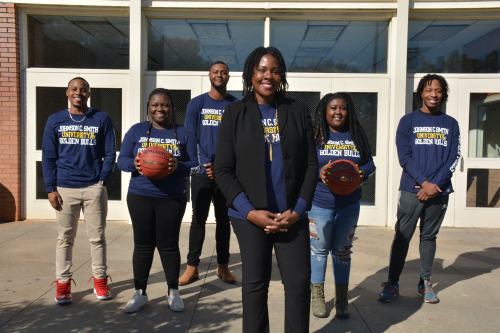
1, 0, 499, 227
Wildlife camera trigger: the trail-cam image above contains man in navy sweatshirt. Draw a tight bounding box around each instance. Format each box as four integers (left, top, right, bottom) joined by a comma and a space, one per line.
179, 61, 238, 285
42, 77, 116, 304
379, 74, 460, 304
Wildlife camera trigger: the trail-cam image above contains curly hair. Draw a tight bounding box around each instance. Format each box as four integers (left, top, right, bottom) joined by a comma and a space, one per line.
242, 46, 288, 102
146, 88, 181, 158
414, 74, 449, 107
313, 92, 372, 164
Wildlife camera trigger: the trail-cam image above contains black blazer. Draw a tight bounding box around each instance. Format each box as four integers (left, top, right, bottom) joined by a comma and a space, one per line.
214, 97, 319, 211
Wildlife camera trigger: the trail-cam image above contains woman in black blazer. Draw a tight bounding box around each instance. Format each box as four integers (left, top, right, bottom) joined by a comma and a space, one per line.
214, 46, 318, 333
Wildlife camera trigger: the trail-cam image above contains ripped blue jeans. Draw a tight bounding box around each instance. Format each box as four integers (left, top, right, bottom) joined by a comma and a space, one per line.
309, 202, 360, 285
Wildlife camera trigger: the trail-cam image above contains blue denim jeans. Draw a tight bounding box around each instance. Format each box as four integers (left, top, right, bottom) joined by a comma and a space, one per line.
309, 202, 360, 285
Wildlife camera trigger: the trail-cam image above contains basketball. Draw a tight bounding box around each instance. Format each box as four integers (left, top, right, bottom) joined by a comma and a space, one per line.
140, 146, 171, 179
325, 159, 361, 195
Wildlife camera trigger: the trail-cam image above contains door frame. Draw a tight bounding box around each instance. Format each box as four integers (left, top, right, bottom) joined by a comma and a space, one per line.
25, 69, 130, 220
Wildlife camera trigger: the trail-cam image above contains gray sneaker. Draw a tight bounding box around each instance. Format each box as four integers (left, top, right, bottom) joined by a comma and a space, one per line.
167, 288, 185, 312
125, 289, 148, 312
417, 280, 439, 303
311, 283, 327, 318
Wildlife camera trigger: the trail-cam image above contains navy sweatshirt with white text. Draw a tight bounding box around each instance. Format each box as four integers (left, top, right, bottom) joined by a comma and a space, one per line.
117, 121, 200, 198
184, 93, 238, 174
396, 110, 461, 195
312, 130, 376, 210
42, 108, 116, 193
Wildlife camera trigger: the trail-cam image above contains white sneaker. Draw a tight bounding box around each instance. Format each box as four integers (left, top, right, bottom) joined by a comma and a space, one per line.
125, 289, 148, 313
166, 288, 184, 312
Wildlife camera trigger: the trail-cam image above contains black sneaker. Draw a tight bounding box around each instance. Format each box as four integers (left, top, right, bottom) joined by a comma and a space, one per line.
378, 280, 399, 302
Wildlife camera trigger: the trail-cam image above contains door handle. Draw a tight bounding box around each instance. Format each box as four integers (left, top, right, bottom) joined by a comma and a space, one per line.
459, 156, 464, 172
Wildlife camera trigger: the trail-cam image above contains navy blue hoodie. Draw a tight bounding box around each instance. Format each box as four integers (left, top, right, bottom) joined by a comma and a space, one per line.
396, 110, 461, 195
117, 121, 200, 198
42, 108, 116, 193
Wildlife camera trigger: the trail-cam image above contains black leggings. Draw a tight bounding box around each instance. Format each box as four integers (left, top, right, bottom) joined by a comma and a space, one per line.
127, 192, 187, 291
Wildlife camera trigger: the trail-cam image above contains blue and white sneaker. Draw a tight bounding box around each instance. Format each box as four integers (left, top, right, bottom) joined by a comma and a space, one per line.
378, 280, 399, 302
418, 280, 439, 303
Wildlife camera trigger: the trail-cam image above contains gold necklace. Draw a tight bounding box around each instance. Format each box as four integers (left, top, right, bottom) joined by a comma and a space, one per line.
68, 109, 87, 123
261, 105, 278, 162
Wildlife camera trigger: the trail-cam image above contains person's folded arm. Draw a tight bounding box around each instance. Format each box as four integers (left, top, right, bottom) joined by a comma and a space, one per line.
214, 104, 245, 205
298, 104, 320, 209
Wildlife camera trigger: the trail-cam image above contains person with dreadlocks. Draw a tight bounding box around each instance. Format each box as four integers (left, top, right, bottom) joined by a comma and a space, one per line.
379, 74, 460, 304
309, 92, 375, 319
117, 88, 200, 313
214, 46, 318, 333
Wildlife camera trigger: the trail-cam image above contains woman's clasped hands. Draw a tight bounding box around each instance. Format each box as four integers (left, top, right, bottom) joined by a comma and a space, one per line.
246, 209, 301, 234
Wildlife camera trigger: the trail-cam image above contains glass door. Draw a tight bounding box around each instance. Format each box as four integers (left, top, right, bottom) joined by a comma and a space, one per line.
26, 71, 129, 220
455, 79, 500, 227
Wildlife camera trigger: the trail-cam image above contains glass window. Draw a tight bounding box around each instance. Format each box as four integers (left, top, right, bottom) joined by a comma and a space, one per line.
36, 87, 67, 150
90, 88, 123, 151
467, 169, 500, 207
407, 20, 500, 73
271, 20, 389, 73
469, 93, 500, 158
148, 19, 265, 71
28, 15, 129, 69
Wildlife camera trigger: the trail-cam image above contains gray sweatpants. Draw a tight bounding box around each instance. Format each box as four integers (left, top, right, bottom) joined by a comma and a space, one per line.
388, 190, 449, 284
55, 184, 108, 282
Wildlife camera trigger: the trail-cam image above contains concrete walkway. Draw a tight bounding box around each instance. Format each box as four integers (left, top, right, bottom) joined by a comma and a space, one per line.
0, 220, 499, 333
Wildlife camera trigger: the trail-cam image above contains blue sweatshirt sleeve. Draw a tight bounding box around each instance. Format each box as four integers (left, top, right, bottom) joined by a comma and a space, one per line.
396, 116, 427, 185
292, 197, 308, 217
41, 116, 58, 193
184, 98, 210, 167
359, 148, 376, 182
232, 191, 255, 219
434, 121, 461, 188
99, 115, 117, 181
117, 127, 138, 173
174, 128, 200, 177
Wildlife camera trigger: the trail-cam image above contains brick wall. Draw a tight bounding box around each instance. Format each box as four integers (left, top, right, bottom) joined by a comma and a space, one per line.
0, 3, 21, 221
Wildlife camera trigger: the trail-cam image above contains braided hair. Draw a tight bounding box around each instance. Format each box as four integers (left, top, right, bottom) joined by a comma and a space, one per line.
313, 92, 371, 164
146, 88, 182, 159
414, 74, 449, 107
242, 46, 288, 102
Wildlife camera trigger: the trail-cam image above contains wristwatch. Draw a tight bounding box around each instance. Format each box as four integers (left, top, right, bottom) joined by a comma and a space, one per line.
98, 181, 107, 186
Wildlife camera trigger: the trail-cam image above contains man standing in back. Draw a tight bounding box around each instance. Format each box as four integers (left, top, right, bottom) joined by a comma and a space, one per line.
180, 61, 238, 285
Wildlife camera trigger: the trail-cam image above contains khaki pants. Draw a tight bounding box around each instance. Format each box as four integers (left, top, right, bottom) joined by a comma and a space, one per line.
55, 184, 108, 282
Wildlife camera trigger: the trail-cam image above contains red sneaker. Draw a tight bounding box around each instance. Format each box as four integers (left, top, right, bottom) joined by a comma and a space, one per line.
50, 279, 76, 304
89, 276, 112, 300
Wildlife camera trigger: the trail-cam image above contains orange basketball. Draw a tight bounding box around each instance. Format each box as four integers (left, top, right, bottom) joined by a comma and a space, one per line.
140, 146, 171, 180
325, 159, 361, 195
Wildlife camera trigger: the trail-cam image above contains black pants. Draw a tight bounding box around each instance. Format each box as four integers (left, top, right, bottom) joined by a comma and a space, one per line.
231, 217, 311, 333
187, 174, 231, 266
127, 192, 187, 291
388, 191, 449, 285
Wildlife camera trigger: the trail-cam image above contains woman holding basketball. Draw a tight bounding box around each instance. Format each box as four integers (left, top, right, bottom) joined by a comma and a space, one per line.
117, 88, 199, 313
214, 46, 318, 333
309, 93, 375, 319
